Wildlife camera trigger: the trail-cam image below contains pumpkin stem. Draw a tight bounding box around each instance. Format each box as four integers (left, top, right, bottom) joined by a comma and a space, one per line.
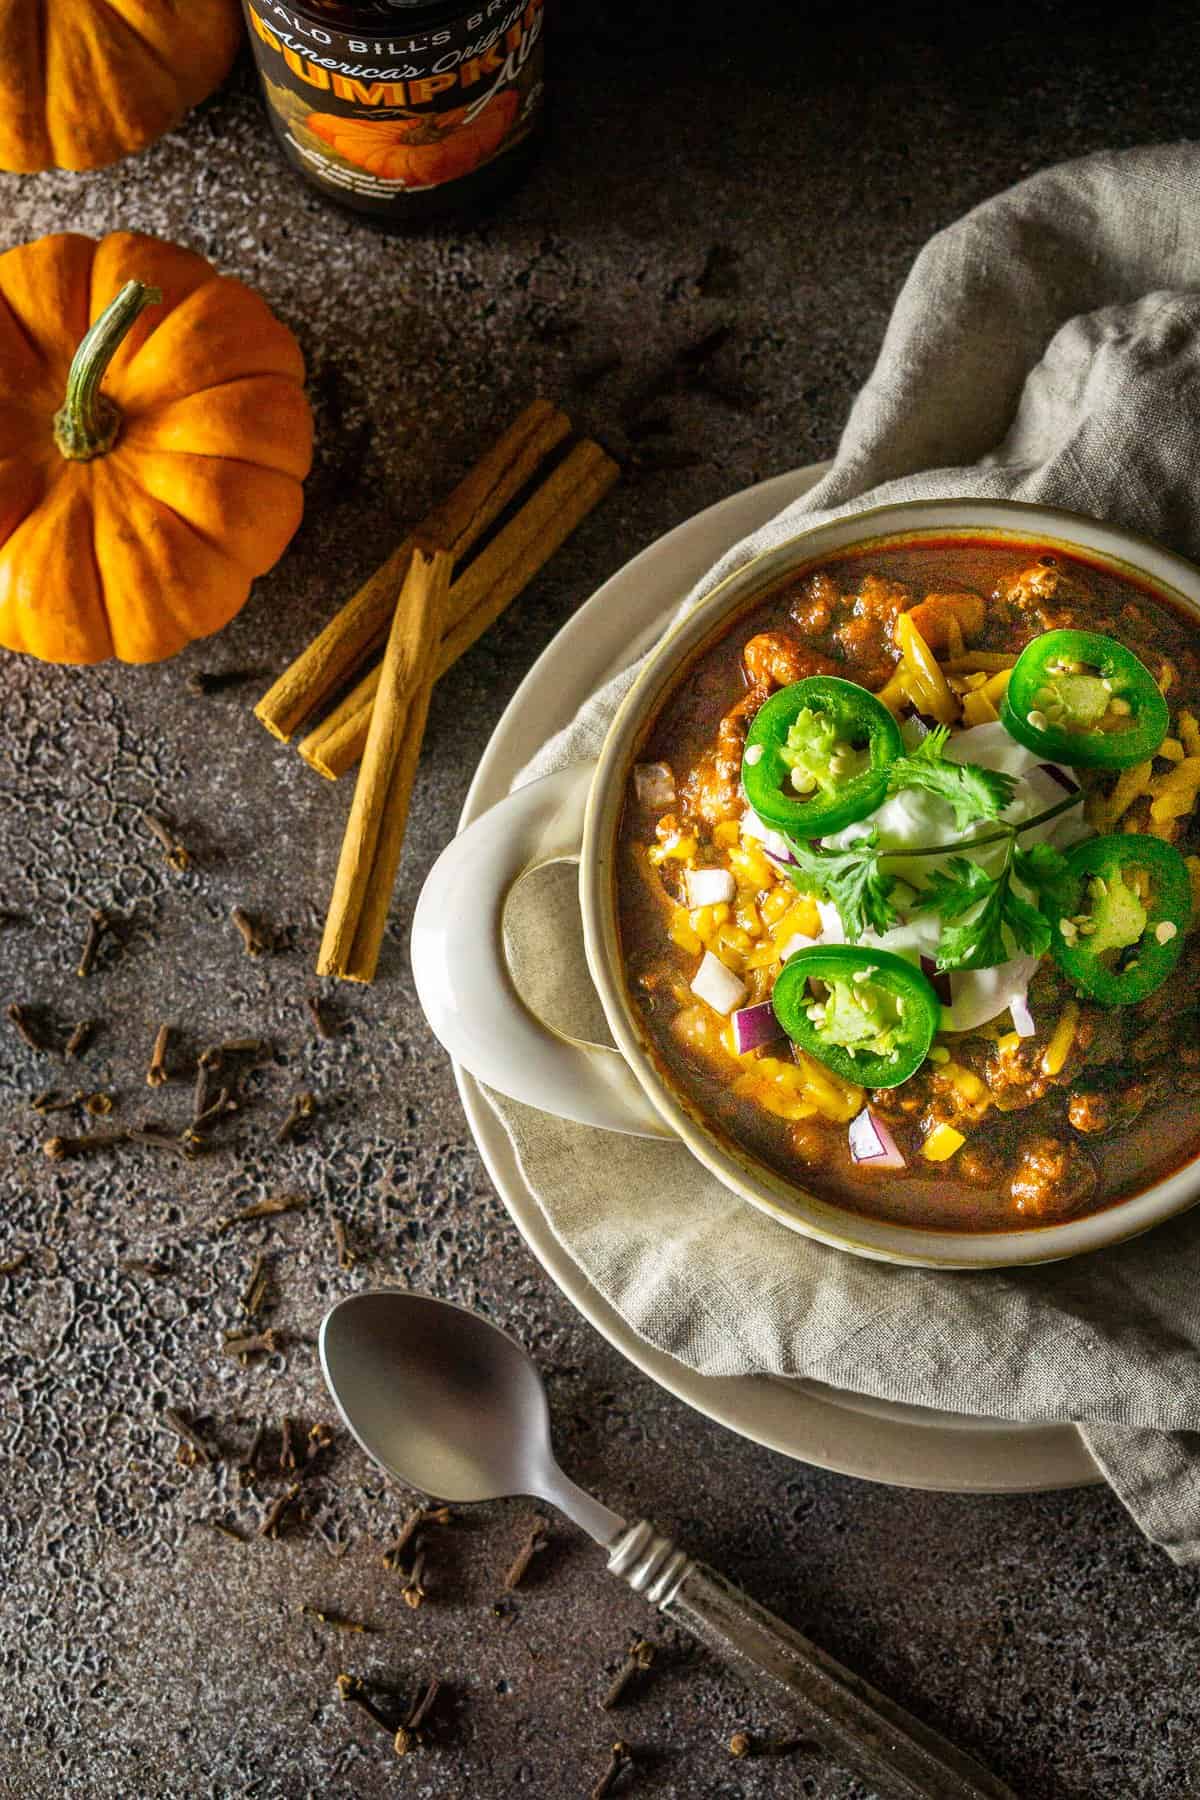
53, 280, 163, 462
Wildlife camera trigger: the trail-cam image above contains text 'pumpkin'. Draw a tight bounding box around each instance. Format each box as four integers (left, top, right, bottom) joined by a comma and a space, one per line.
0, 231, 313, 665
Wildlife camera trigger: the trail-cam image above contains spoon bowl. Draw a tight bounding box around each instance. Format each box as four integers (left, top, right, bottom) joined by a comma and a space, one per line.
319, 1290, 623, 1541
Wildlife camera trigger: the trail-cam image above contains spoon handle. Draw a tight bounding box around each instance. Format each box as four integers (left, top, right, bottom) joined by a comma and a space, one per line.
608, 1523, 1014, 1800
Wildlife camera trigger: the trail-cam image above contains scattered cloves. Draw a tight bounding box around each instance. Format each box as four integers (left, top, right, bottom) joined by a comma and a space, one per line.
382, 1505, 451, 1568
331, 1215, 355, 1271
76, 909, 111, 978
305, 994, 336, 1039
146, 1023, 172, 1087
336, 1673, 396, 1736
600, 1639, 655, 1710
126, 1124, 196, 1163
300, 1603, 372, 1634
275, 1090, 316, 1144
231, 906, 271, 958
43, 1129, 126, 1160
0, 1250, 30, 1276
162, 1406, 213, 1467
215, 1192, 307, 1231
259, 1481, 302, 1539
399, 1546, 428, 1609
144, 811, 192, 872
503, 1515, 549, 1591
222, 1328, 280, 1360
185, 1088, 238, 1143
8, 1003, 53, 1055
395, 1676, 443, 1755
64, 1019, 96, 1060
240, 1416, 266, 1487
727, 1731, 813, 1759
306, 1421, 334, 1465
32, 1089, 75, 1114
206, 1518, 246, 1544
279, 1414, 297, 1473
591, 1741, 634, 1799
240, 1251, 270, 1318
120, 1256, 172, 1278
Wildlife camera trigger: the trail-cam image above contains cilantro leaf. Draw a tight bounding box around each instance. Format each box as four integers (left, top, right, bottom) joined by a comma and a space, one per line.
919, 839, 1063, 969
886, 725, 1018, 829
1013, 841, 1076, 915
921, 856, 996, 921
1000, 884, 1052, 959
781, 830, 898, 942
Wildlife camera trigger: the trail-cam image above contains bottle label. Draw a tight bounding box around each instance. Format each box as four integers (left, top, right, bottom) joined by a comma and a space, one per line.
243, 1, 543, 204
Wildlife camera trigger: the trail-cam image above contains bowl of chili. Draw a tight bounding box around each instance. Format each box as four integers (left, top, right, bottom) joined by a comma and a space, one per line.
413, 497, 1200, 1268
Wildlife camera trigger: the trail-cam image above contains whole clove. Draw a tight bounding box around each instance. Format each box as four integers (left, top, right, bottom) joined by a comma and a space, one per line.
206, 1518, 247, 1544
220, 1037, 271, 1059
186, 667, 260, 696
143, 811, 191, 872
299, 1603, 372, 1634
146, 1023, 172, 1087
259, 1481, 302, 1539
240, 1251, 270, 1318
231, 906, 271, 958
185, 1088, 237, 1143
305, 994, 336, 1039
279, 1414, 297, 1473
193, 1047, 223, 1120
382, 1505, 451, 1568
399, 1546, 427, 1609
336, 1673, 395, 1736
729, 1731, 751, 1758
591, 1741, 634, 1799
32, 1090, 75, 1114
8, 1003, 53, 1055
240, 1416, 267, 1486
503, 1516, 549, 1591
275, 1090, 316, 1144
306, 1421, 335, 1464
76, 909, 111, 978
222, 1328, 280, 1360
64, 1019, 96, 1060
0, 1250, 30, 1276
600, 1640, 655, 1710
395, 1676, 443, 1755
43, 1129, 126, 1160
83, 1092, 114, 1117
215, 1192, 307, 1231
331, 1215, 355, 1271
727, 1731, 813, 1759
162, 1406, 213, 1467
126, 1124, 196, 1163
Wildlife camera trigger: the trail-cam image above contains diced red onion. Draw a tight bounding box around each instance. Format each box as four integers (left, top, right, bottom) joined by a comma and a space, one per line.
685, 866, 736, 909
919, 955, 953, 1007
633, 761, 676, 808
740, 808, 798, 865
731, 1000, 782, 1054
1036, 761, 1080, 794
690, 950, 747, 1016
1009, 991, 1037, 1038
848, 1106, 907, 1171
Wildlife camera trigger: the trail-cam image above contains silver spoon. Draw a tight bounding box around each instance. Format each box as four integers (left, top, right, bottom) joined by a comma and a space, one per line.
319, 1290, 1015, 1800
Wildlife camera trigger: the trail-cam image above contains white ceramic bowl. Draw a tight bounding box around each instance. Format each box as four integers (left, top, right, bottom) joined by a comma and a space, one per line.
413, 497, 1200, 1268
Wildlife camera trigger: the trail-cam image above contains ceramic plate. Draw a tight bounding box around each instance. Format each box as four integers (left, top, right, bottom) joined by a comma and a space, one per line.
455, 465, 1101, 1494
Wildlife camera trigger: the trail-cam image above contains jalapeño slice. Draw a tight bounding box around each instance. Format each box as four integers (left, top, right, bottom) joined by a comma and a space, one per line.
1044, 833, 1190, 1005
742, 677, 903, 837
1000, 629, 1168, 769
771, 945, 941, 1087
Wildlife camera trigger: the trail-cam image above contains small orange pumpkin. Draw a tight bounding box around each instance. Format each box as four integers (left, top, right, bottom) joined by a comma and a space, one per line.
307, 89, 520, 188
0, 1, 244, 172
0, 231, 313, 665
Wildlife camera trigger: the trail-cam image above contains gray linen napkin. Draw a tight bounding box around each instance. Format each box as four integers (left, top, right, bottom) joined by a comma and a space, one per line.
484, 143, 1200, 1561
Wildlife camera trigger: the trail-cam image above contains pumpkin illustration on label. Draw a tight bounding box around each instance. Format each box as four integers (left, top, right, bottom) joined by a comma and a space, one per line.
306, 89, 521, 190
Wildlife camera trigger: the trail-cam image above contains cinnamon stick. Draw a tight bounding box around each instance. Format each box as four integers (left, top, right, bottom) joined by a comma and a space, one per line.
254, 401, 569, 743
317, 548, 453, 982
300, 439, 619, 781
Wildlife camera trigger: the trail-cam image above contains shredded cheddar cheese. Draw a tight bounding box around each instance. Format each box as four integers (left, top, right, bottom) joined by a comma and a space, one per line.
1041, 1000, 1080, 1078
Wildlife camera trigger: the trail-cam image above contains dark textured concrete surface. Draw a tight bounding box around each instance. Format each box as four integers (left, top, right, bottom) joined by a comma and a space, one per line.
3, 4, 1200, 1796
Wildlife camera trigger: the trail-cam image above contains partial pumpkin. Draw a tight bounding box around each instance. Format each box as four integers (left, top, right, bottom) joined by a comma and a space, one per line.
0, 0, 243, 172
0, 231, 313, 665
307, 90, 521, 187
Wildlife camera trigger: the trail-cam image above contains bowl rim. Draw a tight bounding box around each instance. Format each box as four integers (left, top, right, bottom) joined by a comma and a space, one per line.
578, 494, 1200, 1269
